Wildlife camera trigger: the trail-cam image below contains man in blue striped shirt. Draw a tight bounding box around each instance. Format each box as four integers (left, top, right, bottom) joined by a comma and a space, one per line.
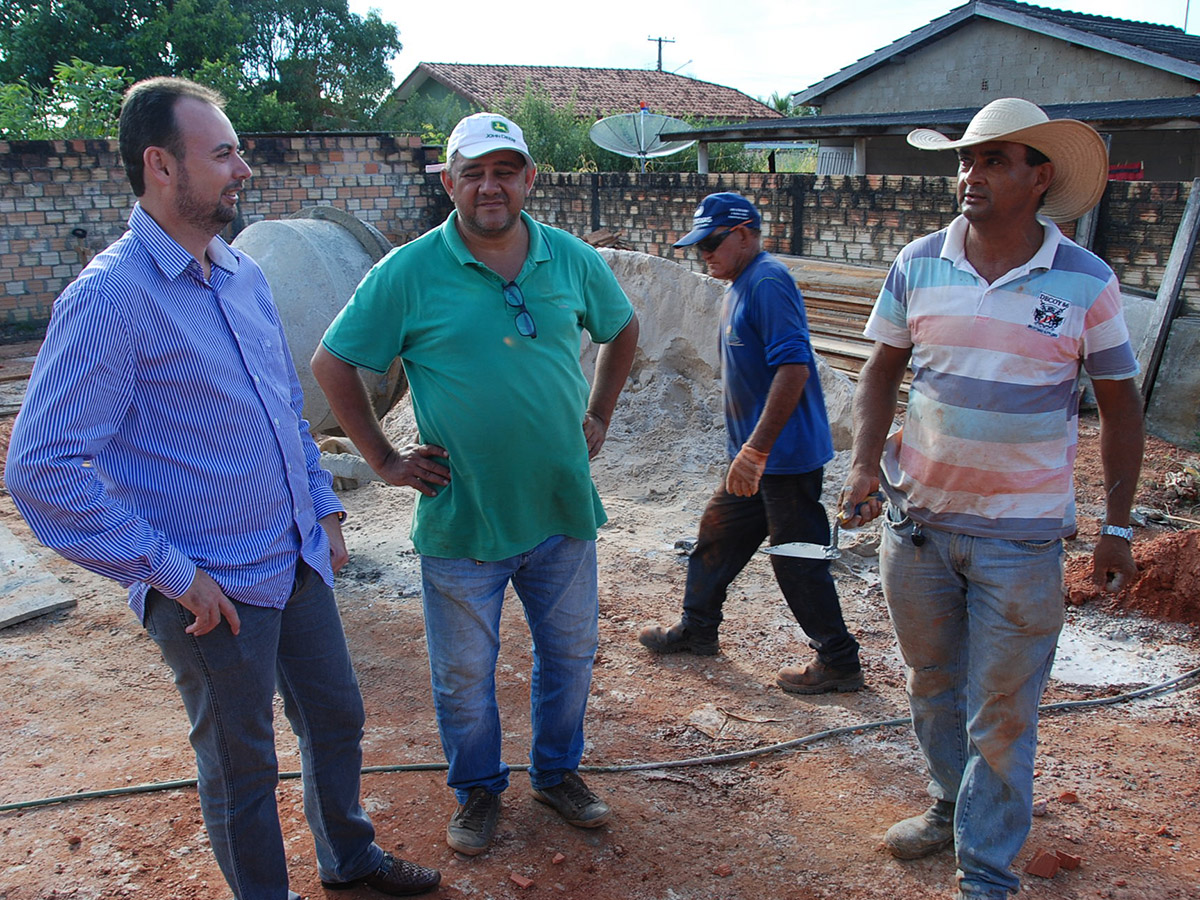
5, 78, 440, 899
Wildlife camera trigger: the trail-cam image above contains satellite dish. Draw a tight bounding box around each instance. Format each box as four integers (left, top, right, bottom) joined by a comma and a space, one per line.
589, 105, 696, 172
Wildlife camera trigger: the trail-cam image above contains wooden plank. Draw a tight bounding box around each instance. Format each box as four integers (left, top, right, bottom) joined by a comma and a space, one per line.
1136, 177, 1200, 407
0, 522, 76, 629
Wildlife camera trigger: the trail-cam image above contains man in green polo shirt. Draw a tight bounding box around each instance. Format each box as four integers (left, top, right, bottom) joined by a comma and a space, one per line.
312, 112, 639, 857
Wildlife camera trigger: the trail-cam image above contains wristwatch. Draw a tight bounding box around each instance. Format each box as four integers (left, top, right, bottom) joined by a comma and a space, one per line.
1100, 523, 1133, 542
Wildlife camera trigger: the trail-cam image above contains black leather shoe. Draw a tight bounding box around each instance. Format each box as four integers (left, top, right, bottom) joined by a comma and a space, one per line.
637, 621, 719, 656
321, 852, 441, 896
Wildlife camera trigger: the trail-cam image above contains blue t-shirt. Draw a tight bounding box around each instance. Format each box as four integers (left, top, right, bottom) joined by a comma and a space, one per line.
721, 251, 834, 474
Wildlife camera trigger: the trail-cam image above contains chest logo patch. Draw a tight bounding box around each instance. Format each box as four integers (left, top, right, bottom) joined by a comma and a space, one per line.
1028, 292, 1069, 337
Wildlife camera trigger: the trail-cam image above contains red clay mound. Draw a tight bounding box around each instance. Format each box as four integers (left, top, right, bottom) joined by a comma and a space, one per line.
1066, 530, 1200, 625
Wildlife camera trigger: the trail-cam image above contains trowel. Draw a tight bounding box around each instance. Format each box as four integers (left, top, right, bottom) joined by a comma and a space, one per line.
760, 491, 884, 561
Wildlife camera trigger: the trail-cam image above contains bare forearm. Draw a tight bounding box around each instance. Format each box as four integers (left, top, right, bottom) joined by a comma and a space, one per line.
1093, 377, 1144, 526
850, 344, 910, 476
745, 364, 808, 453
587, 313, 639, 426
311, 346, 395, 471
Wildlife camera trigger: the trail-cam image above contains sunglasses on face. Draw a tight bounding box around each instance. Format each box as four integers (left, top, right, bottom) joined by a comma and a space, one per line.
695, 225, 742, 254
503, 281, 537, 339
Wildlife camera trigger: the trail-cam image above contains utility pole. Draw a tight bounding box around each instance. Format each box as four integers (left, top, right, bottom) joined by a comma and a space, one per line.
647, 35, 675, 72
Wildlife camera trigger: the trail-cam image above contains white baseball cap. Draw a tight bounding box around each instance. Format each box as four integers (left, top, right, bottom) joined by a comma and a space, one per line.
446, 113, 535, 168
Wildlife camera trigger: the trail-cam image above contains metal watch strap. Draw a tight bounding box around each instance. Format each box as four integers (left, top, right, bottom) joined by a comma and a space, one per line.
1100, 523, 1133, 542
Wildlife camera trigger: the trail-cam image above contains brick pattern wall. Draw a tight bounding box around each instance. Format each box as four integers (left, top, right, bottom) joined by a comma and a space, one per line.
1096, 180, 1200, 316
3, 135, 1199, 323
0, 133, 447, 323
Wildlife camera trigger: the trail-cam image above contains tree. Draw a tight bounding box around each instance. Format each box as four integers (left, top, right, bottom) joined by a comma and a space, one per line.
0, 0, 401, 131
0, 0, 247, 88
0, 58, 131, 139
377, 91, 474, 147
236, 0, 401, 128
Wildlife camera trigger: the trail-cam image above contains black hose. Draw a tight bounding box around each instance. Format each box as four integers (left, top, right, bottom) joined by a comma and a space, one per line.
4, 665, 1198, 814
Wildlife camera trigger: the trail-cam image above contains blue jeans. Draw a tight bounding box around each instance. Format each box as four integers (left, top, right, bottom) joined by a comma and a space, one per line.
681, 470, 860, 670
421, 535, 598, 803
880, 512, 1064, 899
145, 562, 382, 899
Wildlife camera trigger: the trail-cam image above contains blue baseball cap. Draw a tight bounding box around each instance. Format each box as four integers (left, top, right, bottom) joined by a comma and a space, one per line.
673, 192, 762, 247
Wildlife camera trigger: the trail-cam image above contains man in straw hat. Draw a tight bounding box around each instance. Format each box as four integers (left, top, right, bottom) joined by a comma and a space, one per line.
840, 98, 1144, 898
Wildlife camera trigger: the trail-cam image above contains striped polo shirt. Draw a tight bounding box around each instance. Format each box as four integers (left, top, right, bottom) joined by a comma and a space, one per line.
865, 215, 1138, 540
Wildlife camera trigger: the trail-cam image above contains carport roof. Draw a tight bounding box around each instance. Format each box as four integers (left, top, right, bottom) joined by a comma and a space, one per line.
666, 97, 1200, 143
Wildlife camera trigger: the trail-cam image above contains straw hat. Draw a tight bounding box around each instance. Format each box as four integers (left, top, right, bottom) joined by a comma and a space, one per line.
907, 97, 1108, 222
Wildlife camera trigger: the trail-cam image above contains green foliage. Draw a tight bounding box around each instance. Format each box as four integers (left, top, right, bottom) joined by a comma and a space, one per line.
0, 58, 130, 139
0, 0, 401, 131
377, 92, 474, 146
0, 82, 41, 138
188, 59, 301, 133
237, 0, 401, 128
494, 83, 628, 173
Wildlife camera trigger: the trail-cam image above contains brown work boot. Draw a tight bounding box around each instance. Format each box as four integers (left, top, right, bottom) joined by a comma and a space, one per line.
637, 621, 719, 656
776, 659, 864, 694
884, 800, 955, 859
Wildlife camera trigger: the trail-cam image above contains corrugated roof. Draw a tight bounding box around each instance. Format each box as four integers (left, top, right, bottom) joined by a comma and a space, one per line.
985, 0, 1200, 64
794, 1, 1200, 106
396, 63, 781, 121
667, 97, 1200, 142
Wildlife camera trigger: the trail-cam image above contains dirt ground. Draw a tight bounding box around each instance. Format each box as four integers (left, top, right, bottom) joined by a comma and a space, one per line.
2, 348, 1200, 900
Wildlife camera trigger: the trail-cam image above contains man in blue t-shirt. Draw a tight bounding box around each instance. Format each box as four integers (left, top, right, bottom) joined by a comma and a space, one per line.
638, 193, 862, 694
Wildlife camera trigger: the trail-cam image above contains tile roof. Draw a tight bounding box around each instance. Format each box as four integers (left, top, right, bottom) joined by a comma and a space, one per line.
396, 63, 781, 121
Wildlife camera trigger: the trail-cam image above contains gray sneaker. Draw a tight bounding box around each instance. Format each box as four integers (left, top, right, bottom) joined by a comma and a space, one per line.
532, 771, 611, 828
884, 800, 955, 859
446, 787, 501, 855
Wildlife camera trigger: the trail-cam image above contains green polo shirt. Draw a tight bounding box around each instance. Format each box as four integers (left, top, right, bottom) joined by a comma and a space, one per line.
321, 211, 634, 560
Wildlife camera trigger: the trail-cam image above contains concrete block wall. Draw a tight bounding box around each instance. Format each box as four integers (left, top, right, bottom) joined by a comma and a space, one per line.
4, 134, 1200, 324
0, 133, 445, 324
528, 172, 799, 271
0, 139, 128, 322
1096, 180, 1200, 316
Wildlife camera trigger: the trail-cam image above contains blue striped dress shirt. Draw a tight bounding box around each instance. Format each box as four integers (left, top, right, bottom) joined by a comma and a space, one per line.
5, 204, 343, 620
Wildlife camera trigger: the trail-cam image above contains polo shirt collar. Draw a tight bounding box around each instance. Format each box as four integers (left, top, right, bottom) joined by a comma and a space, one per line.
441, 210, 551, 279
128, 203, 239, 282
942, 214, 1064, 282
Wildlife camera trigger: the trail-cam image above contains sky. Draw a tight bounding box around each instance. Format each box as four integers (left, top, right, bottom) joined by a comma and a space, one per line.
347, 0, 1198, 104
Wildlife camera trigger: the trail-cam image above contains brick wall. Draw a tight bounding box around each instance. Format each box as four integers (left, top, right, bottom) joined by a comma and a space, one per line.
3, 135, 1199, 324
0, 133, 447, 323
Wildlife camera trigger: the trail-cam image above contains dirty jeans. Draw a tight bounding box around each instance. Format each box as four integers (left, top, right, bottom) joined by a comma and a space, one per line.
144, 562, 383, 900
681, 469, 860, 670
880, 513, 1064, 899
421, 534, 599, 803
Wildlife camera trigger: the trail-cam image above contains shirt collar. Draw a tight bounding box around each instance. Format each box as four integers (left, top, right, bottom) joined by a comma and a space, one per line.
942, 214, 1063, 281
441, 210, 551, 279
127, 203, 239, 282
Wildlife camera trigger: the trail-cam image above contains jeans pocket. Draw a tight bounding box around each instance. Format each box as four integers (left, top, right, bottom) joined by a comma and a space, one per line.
1010, 537, 1062, 554
884, 506, 914, 535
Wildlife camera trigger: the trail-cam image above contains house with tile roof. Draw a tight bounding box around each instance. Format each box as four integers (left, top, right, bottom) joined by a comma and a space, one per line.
389, 62, 781, 122
670, 1, 1200, 181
